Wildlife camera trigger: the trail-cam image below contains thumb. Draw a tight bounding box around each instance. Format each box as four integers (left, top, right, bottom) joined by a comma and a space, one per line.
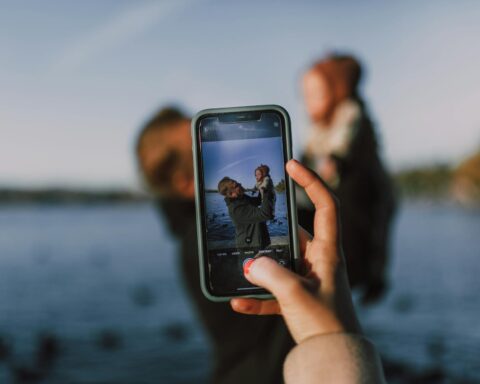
246, 257, 344, 343
246, 257, 310, 305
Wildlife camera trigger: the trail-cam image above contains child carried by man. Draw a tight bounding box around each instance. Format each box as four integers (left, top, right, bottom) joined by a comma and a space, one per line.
252, 164, 276, 216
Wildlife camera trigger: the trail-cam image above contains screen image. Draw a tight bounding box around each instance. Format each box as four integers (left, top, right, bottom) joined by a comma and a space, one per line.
198, 111, 293, 295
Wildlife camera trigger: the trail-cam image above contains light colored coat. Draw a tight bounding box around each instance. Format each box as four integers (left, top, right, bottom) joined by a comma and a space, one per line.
254, 175, 275, 196
284, 333, 386, 384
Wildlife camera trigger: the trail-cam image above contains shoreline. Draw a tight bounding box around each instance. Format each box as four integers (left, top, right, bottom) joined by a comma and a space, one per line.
208, 236, 289, 250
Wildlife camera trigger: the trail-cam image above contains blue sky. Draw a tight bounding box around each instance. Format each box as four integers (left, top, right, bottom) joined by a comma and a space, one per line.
1, 1, 479, 187
202, 137, 285, 190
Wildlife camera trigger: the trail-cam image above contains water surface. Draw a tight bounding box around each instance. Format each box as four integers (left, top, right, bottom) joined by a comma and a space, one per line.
0, 202, 478, 382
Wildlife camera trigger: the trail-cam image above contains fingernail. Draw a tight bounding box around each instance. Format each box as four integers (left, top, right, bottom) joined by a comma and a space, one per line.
288, 159, 299, 166
243, 258, 255, 275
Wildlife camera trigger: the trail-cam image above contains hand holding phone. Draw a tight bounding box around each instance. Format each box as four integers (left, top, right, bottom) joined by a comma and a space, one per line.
192, 105, 300, 301
231, 160, 361, 343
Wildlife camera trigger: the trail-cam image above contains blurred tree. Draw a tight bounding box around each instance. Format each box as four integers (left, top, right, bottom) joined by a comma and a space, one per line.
452, 149, 480, 205
394, 164, 452, 199
275, 179, 286, 193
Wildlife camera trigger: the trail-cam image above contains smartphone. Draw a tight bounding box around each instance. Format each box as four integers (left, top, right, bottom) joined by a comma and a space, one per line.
192, 105, 300, 301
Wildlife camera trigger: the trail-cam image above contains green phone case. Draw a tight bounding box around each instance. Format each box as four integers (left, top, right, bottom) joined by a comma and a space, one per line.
192, 105, 301, 302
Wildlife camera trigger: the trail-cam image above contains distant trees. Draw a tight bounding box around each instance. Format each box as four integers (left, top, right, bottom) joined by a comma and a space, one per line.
275, 179, 286, 193
393, 148, 480, 205
394, 164, 452, 198
452, 150, 480, 205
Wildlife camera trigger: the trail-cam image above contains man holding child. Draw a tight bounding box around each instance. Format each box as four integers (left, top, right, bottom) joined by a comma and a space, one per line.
218, 164, 275, 249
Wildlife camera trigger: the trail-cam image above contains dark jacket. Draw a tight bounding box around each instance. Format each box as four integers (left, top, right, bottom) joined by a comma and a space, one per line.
225, 191, 274, 249
157, 198, 294, 384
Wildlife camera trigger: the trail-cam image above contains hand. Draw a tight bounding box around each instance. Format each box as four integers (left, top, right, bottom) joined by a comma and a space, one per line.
231, 159, 361, 344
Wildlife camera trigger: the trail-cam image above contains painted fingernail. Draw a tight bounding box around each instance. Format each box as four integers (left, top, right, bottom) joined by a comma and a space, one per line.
243, 258, 255, 275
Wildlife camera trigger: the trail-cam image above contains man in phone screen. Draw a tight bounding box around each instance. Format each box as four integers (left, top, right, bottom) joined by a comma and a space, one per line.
218, 177, 274, 249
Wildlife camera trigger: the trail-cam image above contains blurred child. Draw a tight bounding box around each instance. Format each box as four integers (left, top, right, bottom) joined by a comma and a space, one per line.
299, 54, 396, 304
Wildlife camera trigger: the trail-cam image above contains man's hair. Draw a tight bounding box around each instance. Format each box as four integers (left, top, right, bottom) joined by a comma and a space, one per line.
135, 107, 188, 155
218, 177, 234, 196
135, 106, 190, 194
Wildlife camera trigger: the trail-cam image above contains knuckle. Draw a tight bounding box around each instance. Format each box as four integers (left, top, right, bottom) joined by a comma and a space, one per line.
284, 277, 305, 297
254, 256, 272, 269
311, 241, 343, 270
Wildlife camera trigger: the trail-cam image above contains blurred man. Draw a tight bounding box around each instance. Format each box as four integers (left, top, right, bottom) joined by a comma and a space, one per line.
135, 106, 294, 384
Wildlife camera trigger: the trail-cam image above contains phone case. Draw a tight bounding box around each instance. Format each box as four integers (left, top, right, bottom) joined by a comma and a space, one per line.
192, 105, 301, 302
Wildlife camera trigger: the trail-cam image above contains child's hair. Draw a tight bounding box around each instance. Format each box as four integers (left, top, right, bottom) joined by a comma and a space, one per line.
309, 54, 363, 106
255, 164, 270, 179
135, 106, 190, 195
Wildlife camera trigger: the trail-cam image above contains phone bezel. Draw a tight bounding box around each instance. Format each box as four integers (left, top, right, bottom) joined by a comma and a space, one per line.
192, 105, 300, 301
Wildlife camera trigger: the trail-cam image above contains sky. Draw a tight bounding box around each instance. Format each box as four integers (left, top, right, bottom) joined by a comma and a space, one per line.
202, 137, 285, 190
1, 0, 479, 188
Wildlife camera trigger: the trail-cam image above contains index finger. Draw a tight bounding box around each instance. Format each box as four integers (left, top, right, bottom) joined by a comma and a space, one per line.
286, 159, 338, 245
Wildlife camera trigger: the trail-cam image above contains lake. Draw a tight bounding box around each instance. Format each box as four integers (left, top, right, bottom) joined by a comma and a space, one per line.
205, 191, 288, 244
0, 201, 479, 383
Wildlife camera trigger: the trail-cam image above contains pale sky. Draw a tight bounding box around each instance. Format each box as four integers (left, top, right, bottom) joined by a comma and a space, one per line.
1, 0, 479, 188
202, 137, 285, 190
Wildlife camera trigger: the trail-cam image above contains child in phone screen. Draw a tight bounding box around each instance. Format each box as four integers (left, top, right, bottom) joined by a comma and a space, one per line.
253, 164, 276, 215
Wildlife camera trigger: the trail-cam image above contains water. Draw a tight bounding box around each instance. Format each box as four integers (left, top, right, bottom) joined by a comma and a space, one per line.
358, 202, 480, 381
205, 192, 288, 242
0, 204, 210, 383
0, 202, 479, 383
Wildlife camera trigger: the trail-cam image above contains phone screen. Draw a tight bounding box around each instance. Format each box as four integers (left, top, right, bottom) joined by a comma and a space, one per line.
196, 110, 295, 297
